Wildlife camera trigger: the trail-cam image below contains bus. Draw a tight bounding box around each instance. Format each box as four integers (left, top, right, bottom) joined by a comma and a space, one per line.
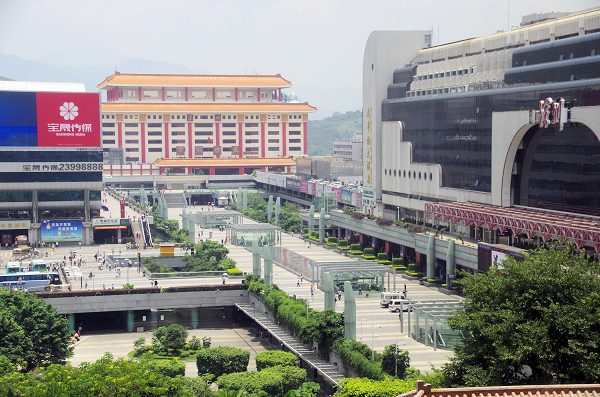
5, 262, 23, 273
0, 271, 60, 292
30, 259, 49, 272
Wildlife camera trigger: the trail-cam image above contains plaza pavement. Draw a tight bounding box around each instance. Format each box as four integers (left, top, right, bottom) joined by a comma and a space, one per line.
43, 193, 457, 372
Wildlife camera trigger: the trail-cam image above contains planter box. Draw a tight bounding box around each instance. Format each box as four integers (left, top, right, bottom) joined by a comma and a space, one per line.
422, 281, 438, 288
402, 274, 420, 281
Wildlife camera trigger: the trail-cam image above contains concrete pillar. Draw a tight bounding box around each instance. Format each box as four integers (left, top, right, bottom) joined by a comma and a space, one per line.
264, 249, 273, 286
242, 190, 248, 212
191, 308, 199, 329
181, 208, 189, 231
67, 313, 75, 333
252, 242, 261, 277
343, 281, 356, 340
267, 195, 273, 222
323, 272, 335, 310
426, 235, 435, 279
308, 205, 314, 234
189, 214, 196, 242
445, 240, 455, 287
274, 197, 281, 224
319, 207, 325, 244
126, 310, 135, 332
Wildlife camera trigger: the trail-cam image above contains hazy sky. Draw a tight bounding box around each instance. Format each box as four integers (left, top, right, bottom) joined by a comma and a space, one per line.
1, 0, 598, 117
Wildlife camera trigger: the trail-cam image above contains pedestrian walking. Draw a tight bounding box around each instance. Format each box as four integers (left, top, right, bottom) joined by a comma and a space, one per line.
300, 274, 304, 283
297, 278, 300, 287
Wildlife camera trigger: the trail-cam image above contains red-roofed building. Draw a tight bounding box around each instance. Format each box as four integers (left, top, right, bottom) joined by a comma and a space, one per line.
97, 72, 316, 168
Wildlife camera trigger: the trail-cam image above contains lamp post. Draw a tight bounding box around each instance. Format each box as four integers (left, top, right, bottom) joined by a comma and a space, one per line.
394, 342, 406, 378
370, 324, 381, 360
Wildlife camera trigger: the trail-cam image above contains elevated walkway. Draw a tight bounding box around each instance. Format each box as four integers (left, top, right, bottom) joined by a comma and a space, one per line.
235, 302, 343, 387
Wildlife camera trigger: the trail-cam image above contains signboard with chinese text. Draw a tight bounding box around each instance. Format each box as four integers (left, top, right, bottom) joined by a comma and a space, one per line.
0, 220, 30, 230
0, 91, 100, 147
41, 219, 83, 243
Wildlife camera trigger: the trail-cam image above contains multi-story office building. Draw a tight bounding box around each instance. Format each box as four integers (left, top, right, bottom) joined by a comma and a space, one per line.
333, 134, 363, 162
97, 73, 316, 171
0, 81, 103, 244
360, 8, 600, 268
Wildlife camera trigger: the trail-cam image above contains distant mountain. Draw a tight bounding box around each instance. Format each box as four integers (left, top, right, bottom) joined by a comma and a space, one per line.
307, 110, 361, 156
0, 76, 11, 81
0, 53, 195, 92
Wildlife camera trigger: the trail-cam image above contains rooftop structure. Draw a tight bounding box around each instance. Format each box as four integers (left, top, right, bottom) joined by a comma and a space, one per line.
399, 381, 600, 397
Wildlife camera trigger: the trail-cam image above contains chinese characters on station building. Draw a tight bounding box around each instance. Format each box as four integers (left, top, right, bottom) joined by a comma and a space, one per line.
365, 107, 373, 185
538, 97, 567, 131
47, 221, 76, 231
21, 163, 103, 172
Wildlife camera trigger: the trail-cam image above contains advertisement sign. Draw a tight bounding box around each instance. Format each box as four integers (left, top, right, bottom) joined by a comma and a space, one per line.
232, 145, 240, 156
255, 171, 286, 188
307, 181, 316, 196
213, 146, 222, 156
341, 189, 352, 204
175, 146, 185, 156
351, 191, 362, 208
0, 91, 101, 147
92, 218, 130, 227
41, 219, 83, 243
194, 146, 204, 157
300, 180, 308, 193
0, 220, 30, 230
286, 177, 301, 191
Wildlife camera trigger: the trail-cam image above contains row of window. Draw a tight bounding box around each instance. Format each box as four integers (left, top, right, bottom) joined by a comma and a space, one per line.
416, 67, 475, 81
100, 120, 300, 128
384, 168, 434, 181
406, 85, 470, 97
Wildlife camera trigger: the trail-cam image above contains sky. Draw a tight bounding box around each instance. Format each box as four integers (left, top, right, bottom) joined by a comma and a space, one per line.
1, 0, 598, 118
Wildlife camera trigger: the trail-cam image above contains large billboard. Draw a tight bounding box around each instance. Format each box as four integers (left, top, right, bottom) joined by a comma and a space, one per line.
0, 91, 100, 147
41, 219, 83, 243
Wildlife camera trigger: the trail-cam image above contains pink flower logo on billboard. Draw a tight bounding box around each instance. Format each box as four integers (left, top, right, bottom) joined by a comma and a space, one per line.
59, 102, 79, 121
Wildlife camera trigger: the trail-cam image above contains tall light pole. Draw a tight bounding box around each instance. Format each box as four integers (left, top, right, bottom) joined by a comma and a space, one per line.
371, 324, 381, 360
395, 342, 406, 378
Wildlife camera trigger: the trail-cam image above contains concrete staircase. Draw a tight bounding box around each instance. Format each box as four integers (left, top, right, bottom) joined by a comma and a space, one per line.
162, 192, 188, 209
236, 303, 344, 385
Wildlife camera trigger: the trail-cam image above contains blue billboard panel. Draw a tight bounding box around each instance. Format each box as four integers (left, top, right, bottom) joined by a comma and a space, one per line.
0, 91, 38, 146
41, 219, 83, 243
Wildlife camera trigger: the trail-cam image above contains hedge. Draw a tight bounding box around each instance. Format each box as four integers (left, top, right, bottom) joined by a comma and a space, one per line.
255, 350, 299, 371
391, 257, 403, 265
196, 346, 249, 377
332, 338, 384, 380
327, 237, 338, 244
363, 247, 374, 255
361, 254, 377, 260
217, 365, 307, 397
350, 244, 361, 251
377, 252, 388, 260
149, 358, 186, 377
335, 378, 416, 397
337, 240, 349, 247
226, 267, 243, 276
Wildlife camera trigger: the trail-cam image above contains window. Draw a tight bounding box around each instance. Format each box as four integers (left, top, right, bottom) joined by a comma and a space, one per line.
268, 123, 279, 127
394, 170, 397, 176
194, 123, 213, 128
148, 139, 162, 144
143, 90, 159, 98
245, 139, 259, 144
245, 123, 258, 128
102, 122, 115, 128
289, 138, 301, 143
245, 147, 259, 152
268, 139, 279, 143
384, 169, 388, 176
124, 123, 138, 127
148, 131, 162, 136
268, 146, 279, 151
171, 139, 185, 144
148, 148, 162, 152
125, 139, 138, 144
171, 123, 185, 128
289, 122, 301, 127
245, 131, 258, 136
148, 123, 162, 128
288, 146, 301, 151
102, 139, 115, 145
125, 157, 139, 162
289, 130, 301, 136
124, 131, 137, 136
190, 90, 208, 99
223, 139, 236, 144
102, 131, 115, 136
166, 90, 183, 99
222, 131, 236, 136
222, 123, 236, 128
268, 131, 279, 136
403, 170, 406, 177
171, 131, 185, 136
195, 139, 212, 144
195, 131, 212, 136
125, 148, 138, 152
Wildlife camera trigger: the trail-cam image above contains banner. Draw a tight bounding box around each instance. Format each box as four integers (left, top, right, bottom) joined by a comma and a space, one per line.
41, 219, 83, 243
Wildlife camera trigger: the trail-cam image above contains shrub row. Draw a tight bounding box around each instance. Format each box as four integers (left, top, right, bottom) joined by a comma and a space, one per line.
217, 365, 307, 397
196, 346, 249, 377
332, 338, 384, 380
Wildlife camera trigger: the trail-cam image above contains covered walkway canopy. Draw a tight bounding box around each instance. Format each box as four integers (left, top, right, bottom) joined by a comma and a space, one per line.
227, 223, 281, 247
425, 202, 600, 252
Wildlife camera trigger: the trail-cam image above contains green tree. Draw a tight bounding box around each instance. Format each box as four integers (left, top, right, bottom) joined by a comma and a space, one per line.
0, 289, 71, 370
442, 247, 600, 386
196, 346, 250, 377
217, 365, 307, 397
381, 344, 410, 378
255, 350, 299, 371
278, 203, 302, 232
152, 324, 188, 354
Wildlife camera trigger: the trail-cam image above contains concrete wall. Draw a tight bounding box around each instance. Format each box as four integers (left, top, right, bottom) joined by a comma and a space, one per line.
44, 288, 249, 314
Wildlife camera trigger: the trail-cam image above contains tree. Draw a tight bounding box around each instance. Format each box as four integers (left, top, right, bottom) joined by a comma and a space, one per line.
196, 346, 250, 377
0, 289, 71, 370
152, 324, 188, 354
278, 203, 302, 232
381, 344, 410, 378
217, 365, 307, 397
442, 247, 600, 386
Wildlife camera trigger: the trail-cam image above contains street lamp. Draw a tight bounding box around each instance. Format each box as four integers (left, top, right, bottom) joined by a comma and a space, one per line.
394, 342, 406, 378
371, 324, 381, 360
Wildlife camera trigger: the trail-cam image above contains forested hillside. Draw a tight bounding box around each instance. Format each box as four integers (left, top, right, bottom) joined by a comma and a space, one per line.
307, 110, 361, 156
